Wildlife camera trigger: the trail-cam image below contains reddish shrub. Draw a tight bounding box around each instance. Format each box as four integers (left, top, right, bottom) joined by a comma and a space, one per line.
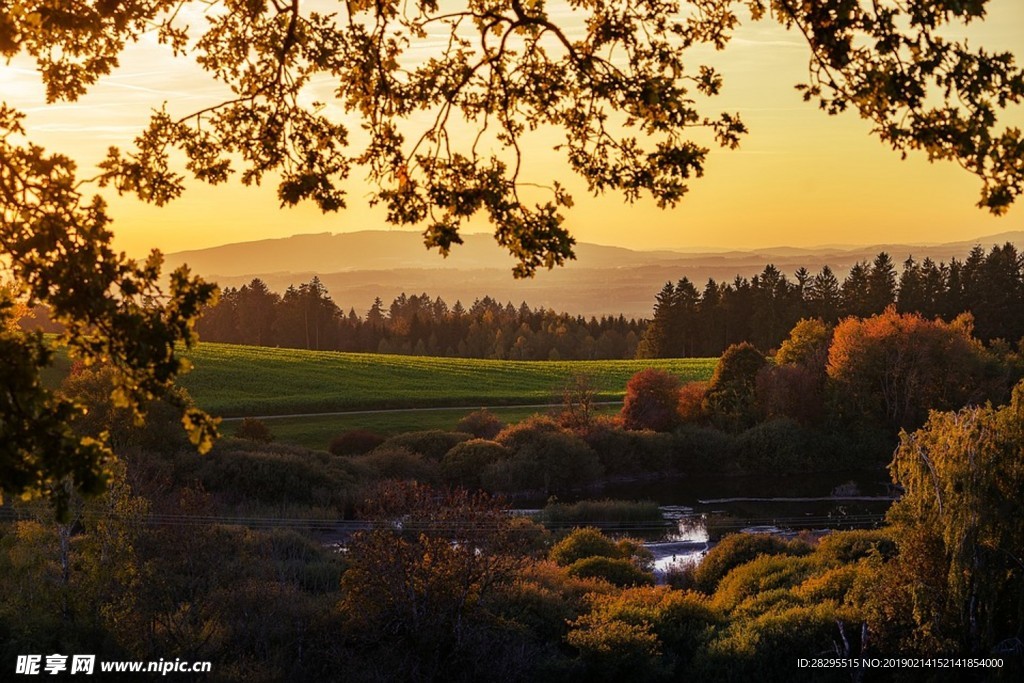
677, 381, 708, 423
329, 429, 385, 456
455, 409, 505, 439
620, 369, 681, 432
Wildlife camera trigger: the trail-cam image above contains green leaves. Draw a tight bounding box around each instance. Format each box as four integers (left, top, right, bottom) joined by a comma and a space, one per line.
773, 0, 1024, 213
1, 105, 217, 516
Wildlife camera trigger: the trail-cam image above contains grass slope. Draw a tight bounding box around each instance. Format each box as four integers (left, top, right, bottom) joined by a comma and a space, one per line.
179, 342, 717, 417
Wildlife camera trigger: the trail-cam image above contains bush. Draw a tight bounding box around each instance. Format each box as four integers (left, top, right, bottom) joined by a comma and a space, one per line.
328, 429, 385, 456
677, 381, 708, 424
813, 529, 897, 564
567, 587, 718, 682
440, 439, 510, 490
793, 565, 861, 603
455, 409, 505, 439
670, 425, 736, 474
711, 554, 816, 611
550, 527, 621, 566
730, 418, 811, 471
620, 369, 681, 432
376, 430, 471, 461
489, 418, 602, 494
692, 533, 810, 594
567, 556, 655, 587
693, 603, 856, 682
356, 446, 439, 483
235, 418, 275, 443
584, 424, 671, 475
194, 443, 360, 508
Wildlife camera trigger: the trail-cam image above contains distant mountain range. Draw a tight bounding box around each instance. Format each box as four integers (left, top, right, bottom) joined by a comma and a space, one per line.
165, 229, 1024, 319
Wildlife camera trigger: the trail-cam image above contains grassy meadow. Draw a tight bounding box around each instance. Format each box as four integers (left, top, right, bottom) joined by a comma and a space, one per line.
179, 342, 717, 417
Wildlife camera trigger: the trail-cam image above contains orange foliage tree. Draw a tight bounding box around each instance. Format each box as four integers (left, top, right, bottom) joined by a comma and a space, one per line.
621, 369, 682, 432
826, 307, 1000, 433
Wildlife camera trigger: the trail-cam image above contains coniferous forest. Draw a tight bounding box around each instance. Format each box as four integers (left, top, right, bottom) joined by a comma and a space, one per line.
192, 244, 1024, 361
638, 244, 1024, 357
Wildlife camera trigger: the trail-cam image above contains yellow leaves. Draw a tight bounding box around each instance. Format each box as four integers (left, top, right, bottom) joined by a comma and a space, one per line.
182, 409, 220, 455
566, 616, 662, 656
109, 385, 130, 409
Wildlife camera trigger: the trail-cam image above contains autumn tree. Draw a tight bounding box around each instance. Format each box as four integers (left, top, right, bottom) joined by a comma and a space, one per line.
338, 482, 544, 679
868, 382, 1024, 655
621, 368, 682, 432
774, 318, 832, 370
3, 0, 1023, 510
826, 307, 1003, 433
758, 318, 832, 424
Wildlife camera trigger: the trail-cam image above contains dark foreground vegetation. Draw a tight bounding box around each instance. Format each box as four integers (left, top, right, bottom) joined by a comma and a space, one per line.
2, 388, 1023, 681
3, 301, 1024, 681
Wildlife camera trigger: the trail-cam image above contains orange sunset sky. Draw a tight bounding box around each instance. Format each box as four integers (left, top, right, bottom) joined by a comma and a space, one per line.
2, 0, 1022, 259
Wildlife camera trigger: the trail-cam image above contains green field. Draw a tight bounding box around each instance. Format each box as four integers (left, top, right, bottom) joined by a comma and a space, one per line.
179, 343, 717, 417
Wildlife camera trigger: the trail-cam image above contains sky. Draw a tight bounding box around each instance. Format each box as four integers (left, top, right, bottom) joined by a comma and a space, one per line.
2, 1, 1022, 259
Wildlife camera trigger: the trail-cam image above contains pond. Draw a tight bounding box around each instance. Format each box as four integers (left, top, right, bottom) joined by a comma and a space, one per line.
529, 469, 897, 576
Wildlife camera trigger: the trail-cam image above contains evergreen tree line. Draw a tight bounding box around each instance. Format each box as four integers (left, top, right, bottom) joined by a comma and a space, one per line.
638, 243, 1024, 358
197, 277, 644, 359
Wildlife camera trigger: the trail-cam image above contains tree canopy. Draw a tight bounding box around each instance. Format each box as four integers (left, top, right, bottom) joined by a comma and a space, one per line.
2, 0, 1023, 510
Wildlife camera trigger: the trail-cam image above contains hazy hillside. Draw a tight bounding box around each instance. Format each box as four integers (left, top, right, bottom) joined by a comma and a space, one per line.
165, 229, 1024, 318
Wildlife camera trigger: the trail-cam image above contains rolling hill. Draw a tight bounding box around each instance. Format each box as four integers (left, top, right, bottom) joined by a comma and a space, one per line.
165, 229, 1024, 319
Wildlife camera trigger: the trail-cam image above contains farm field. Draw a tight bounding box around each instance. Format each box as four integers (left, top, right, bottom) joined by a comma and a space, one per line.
178, 342, 717, 417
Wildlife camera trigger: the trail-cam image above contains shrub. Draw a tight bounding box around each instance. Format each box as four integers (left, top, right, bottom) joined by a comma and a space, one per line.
814, 529, 896, 564
567, 587, 718, 682
711, 554, 816, 611
567, 556, 655, 587
730, 418, 811, 471
693, 603, 856, 682
670, 425, 735, 474
356, 446, 439, 483
194, 444, 359, 508
328, 429, 385, 456
549, 527, 621, 566
677, 381, 708, 423
455, 409, 505, 439
584, 425, 671, 475
793, 565, 861, 603
692, 533, 810, 594
234, 418, 275, 443
376, 430, 471, 461
440, 439, 510, 490
490, 418, 602, 493
620, 368, 682, 432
